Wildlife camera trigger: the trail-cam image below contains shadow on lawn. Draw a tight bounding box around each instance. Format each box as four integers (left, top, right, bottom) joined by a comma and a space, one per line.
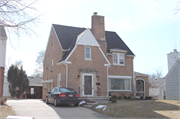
91, 100, 180, 119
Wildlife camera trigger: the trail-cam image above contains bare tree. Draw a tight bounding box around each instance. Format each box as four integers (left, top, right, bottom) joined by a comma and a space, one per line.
148, 70, 163, 87
0, 0, 40, 37
33, 50, 44, 77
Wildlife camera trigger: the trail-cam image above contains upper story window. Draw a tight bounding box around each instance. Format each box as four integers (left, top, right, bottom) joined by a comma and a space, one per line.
85, 47, 91, 60
51, 33, 53, 45
113, 53, 125, 65
47, 58, 49, 69
51, 59, 53, 71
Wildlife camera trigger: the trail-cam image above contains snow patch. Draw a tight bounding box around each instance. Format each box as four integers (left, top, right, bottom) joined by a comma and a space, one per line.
96, 105, 107, 111
79, 101, 86, 105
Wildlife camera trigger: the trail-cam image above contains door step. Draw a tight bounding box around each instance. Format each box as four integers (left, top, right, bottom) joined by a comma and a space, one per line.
80, 96, 110, 100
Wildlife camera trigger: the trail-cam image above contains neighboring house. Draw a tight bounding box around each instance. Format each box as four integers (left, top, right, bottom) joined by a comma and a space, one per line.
3, 76, 10, 97
158, 49, 180, 100
149, 78, 165, 99
165, 59, 180, 100
0, 25, 7, 97
21, 77, 43, 99
42, 13, 149, 100
3, 76, 43, 99
159, 82, 166, 100
134, 72, 149, 98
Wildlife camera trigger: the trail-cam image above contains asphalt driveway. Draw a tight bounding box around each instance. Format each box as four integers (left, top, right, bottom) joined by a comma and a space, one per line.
7, 99, 112, 119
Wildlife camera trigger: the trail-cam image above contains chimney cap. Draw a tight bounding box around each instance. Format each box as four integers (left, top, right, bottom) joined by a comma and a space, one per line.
93, 12, 98, 15
174, 49, 177, 52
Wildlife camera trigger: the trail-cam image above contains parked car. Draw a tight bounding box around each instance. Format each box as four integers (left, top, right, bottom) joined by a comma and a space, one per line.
46, 87, 80, 107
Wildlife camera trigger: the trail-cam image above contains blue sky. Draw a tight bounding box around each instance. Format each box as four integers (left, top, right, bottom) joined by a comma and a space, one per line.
5, 0, 180, 77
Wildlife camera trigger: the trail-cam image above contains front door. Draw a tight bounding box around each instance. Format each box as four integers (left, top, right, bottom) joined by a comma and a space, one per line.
83, 74, 93, 96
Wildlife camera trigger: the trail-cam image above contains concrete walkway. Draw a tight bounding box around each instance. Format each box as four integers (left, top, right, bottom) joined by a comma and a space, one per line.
7, 99, 112, 119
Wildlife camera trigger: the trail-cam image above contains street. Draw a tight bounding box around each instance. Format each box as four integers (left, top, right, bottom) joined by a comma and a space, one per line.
7, 99, 112, 119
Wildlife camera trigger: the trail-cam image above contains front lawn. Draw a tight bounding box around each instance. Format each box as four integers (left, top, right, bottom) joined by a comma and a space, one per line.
0, 105, 16, 119
91, 100, 180, 118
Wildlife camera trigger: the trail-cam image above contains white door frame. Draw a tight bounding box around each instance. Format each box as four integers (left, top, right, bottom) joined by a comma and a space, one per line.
136, 79, 145, 99
82, 73, 94, 96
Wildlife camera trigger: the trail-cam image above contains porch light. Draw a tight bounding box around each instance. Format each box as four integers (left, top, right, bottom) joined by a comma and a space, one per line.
77, 75, 80, 79
97, 76, 100, 80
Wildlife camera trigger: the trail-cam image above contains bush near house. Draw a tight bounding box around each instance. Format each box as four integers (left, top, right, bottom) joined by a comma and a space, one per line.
0, 97, 7, 105
118, 96, 122, 99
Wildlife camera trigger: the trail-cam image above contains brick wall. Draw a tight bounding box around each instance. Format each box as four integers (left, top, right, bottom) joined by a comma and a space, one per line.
42, 27, 63, 100
67, 45, 108, 96
0, 67, 4, 97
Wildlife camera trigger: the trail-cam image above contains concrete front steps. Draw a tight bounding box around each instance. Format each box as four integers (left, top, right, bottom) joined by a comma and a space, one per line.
80, 96, 110, 100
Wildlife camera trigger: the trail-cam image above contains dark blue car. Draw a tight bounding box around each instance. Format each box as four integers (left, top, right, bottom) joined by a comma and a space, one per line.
46, 87, 80, 107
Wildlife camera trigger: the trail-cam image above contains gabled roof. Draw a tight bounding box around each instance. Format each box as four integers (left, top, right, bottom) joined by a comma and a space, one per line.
164, 58, 180, 79
134, 71, 149, 76
52, 24, 135, 62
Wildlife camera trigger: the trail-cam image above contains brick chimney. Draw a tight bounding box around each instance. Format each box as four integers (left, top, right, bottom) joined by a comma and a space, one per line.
91, 12, 107, 54
91, 12, 105, 40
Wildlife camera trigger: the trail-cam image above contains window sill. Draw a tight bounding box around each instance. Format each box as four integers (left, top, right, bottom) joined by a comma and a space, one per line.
85, 59, 92, 61
113, 64, 125, 66
108, 90, 132, 92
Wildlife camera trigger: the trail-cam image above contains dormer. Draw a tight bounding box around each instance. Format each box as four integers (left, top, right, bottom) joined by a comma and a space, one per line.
110, 48, 128, 66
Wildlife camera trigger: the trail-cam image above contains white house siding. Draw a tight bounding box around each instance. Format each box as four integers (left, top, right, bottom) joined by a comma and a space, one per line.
166, 61, 180, 101
0, 39, 7, 67
149, 88, 159, 99
3, 77, 10, 97
159, 83, 166, 100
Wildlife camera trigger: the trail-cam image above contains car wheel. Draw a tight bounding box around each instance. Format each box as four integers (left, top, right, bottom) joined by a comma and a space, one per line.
54, 98, 58, 107
46, 97, 49, 104
74, 103, 79, 107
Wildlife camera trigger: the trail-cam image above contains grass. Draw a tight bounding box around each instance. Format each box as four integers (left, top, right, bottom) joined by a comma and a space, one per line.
91, 100, 180, 118
0, 105, 16, 119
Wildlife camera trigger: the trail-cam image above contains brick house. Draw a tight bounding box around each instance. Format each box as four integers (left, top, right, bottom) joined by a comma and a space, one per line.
42, 13, 149, 100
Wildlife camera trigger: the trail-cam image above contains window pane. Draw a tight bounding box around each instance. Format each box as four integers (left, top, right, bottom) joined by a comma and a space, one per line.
119, 59, 124, 64
110, 79, 130, 90
119, 54, 124, 64
124, 79, 130, 90
86, 53, 90, 58
85, 47, 91, 59
86, 47, 90, 52
113, 54, 118, 64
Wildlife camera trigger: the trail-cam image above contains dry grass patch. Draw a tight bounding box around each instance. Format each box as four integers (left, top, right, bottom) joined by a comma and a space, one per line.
91, 100, 180, 118
0, 105, 16, 119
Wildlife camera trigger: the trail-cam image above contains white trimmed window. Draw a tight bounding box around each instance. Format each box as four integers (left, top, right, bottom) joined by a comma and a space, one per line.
85, 47, 91, 60
57, 74, 61, 87
47, 58, 49, 69
51, 83, 53, 90
51, 59, 53, 71
109, 78, 130, 91
113, 53, 124, 65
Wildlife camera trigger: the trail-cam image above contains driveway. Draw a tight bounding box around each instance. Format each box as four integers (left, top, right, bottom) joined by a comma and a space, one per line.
7, 99, 112, 119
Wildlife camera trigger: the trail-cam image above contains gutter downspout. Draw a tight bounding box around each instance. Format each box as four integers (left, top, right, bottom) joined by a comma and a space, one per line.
105, 64, 111, 96
64, 63, 68, 87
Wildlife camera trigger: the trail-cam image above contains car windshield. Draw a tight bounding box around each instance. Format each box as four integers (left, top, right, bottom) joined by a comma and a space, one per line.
59, 88, 76, 93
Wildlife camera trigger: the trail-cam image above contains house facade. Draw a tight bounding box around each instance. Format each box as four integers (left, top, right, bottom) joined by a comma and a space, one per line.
159, 82, 166, 100
165, 59, 180, 100
42, 13, 149, 100
0, 25, 7, 97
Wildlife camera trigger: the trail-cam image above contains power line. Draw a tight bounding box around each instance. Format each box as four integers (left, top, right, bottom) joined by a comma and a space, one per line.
139, 65, 167, 72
